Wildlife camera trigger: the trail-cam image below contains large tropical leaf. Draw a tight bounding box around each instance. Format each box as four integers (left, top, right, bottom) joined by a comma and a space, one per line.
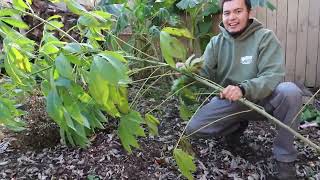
176, 0, 201, 10
162, 27, 194, 39
160, 31, 187, 67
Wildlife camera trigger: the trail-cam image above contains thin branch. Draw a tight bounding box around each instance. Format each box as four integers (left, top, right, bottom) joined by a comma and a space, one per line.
131, 73, 178, 83
129, 64, 167, 76
174, 91, 216, 150
130, 67, 161, 108
107, 32, 159, 61
185, 110, 253, 138
147, 81, 196, 114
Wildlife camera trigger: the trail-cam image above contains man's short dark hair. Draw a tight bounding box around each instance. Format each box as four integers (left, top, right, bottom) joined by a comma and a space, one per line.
220, 0, 252, 11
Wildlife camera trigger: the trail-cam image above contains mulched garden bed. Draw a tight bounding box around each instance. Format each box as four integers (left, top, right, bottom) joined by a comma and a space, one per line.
1, 85, 320, 179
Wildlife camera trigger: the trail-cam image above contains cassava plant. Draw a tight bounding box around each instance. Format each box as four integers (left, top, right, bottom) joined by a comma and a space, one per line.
0, 0, 159, 151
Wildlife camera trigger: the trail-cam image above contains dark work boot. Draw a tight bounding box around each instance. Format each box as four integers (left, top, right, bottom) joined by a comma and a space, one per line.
275, 161, 297, 180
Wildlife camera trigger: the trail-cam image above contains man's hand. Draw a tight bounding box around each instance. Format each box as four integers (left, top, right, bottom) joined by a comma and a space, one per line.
220, 85, 243, 101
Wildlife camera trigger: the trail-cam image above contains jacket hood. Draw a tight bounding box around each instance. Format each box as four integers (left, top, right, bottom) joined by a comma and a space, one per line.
219, 18, 263, 40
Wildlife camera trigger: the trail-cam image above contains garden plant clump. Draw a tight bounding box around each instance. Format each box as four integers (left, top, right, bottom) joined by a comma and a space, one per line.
0, 0, 319, 179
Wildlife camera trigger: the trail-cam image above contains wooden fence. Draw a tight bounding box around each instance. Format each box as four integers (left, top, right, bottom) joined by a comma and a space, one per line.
252, 0, 320, 87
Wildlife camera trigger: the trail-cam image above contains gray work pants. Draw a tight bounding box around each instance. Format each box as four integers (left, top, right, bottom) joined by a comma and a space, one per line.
185, 82, 302, 162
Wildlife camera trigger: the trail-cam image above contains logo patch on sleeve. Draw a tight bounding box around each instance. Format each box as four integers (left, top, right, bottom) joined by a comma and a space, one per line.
240, 56, 253, 64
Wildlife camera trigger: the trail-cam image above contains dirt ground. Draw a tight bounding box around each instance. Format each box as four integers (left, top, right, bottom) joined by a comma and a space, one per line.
1, 86, 320, 179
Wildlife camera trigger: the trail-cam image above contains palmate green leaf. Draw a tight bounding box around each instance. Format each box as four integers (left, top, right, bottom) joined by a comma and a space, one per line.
88, 61, 121, 117
173, 148, 196, 180
10, 46, 32, 72
63, 43, 82, 53
97, 51, 130, 84
104, 97, 121, 118
0, 22, 35, 51
47, 15, 62, 21
60, 89, 90, 128
118, 111, 146, 153
202, 2, 220, 16
55, 53, 74, 80
176, 0, 201, 10
45, 20, 64, 31
0, 17, 29, 29
12, 0, 29, 11
41, 80, 50, 96
78, 14, 100, 27
5, 49, 33, 88
69, 83, 93, 104
46, 89, 67, 129
0, 9, 20, 17
145, 113, 160, 136
64, 108, 76, 131
88, 74, 109, 110
0, 99, 26, 131
65, 0, 87, 15
116, 86, 129, 114
179, 103, 193, 121
91, 55, 128, 85
160, 31, 187, 67
40, 41, 64, 55
162, 27, 194, 39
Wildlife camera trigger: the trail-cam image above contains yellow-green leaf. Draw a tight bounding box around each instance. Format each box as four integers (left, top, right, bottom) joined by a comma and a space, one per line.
55, 53, 74, 80
173, 148, 196, 180
12, 0, 29, 11
160, 31, 186, 67
162, 27, 194, 39
118, 111, 145, 153
0, 9, 19, 17
45, 20, 64, 31
145, 113, 160, 136
0, 17, 29, 29
47, 15, 62, 21
65, 0, 87, 15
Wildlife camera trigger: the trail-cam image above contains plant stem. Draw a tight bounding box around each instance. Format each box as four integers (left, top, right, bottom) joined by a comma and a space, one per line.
147, 82, 196, 114
30, 65, 53, 76
129, 64, 168, 76
185, 110, 253, 139
131, 73, 178, 83
174, 90, 215, 150
107, 32, 159, 61
130, 67, 161, 108
124, 56, 167, 66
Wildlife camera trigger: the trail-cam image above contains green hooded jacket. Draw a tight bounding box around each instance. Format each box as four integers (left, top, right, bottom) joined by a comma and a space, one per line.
201, 18, 285, 101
